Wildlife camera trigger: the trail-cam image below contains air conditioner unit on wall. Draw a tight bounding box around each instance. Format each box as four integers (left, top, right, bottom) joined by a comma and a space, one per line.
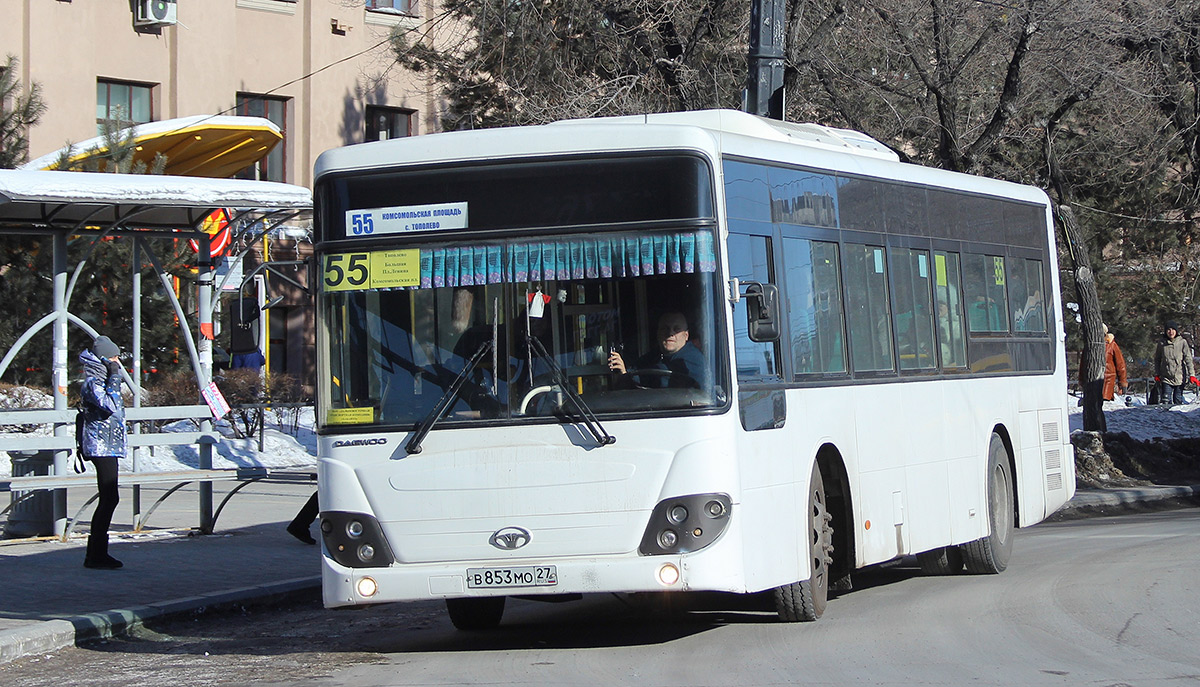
135, 0, 177, 27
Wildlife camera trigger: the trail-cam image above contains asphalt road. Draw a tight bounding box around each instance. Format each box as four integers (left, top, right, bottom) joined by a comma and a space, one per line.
5, 508, 1200, 687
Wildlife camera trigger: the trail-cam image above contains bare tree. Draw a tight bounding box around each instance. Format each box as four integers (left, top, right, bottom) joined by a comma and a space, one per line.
393, 0, 751, 128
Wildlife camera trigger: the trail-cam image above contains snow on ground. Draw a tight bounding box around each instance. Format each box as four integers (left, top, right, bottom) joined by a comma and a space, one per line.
1067, 392, 1200, 442
0, 388, 316, 478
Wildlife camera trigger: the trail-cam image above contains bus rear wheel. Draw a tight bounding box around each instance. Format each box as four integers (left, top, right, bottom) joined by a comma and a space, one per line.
446, 596, 506, 630
961, 433, 1014, 574
773, 463, 833, 622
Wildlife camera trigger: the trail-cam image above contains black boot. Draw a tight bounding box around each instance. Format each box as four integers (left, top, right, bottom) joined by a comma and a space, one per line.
84, 532, 123, 569
287, 521, 316, 545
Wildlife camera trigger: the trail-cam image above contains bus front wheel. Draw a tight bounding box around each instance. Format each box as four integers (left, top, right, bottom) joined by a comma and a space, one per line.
961, 433, 1014, 574
773, 463, 833, 622
446, 596, 506, 630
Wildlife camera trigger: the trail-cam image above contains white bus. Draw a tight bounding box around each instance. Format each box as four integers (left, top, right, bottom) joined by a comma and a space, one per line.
312, 109, 1075, 628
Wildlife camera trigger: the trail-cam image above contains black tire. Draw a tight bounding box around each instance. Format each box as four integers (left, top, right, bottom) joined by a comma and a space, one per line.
446, 596, 506, 630
773, 463, 833, 622
961, 433, 1015, 574
917, 546, 964, 575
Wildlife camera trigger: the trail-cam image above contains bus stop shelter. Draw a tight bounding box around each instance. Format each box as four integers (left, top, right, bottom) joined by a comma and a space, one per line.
0, 169, 312, 536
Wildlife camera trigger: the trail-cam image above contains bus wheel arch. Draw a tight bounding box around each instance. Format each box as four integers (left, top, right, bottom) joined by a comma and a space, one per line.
815, 445, 855, 588
990, 424, 1021, 527
961, 429, 1015, 574
772, 446, 852, 622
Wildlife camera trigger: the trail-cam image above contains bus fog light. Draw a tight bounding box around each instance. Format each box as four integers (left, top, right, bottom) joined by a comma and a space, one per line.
705, 500, 725, 517
358, 543, 375, 561
356, 576, 378, 597
668, 505, 689, 524
657, 563, 680, 586
347, 520, 364, 538
658, 529, 678, 548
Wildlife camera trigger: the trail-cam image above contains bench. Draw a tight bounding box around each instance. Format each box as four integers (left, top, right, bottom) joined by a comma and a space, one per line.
0, 405, 316, 539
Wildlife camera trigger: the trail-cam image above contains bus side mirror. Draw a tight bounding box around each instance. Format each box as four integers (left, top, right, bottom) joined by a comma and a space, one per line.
743, 282, 780, 342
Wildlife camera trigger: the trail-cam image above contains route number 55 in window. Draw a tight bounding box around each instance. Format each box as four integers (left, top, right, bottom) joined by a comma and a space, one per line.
324, 253, 370, 292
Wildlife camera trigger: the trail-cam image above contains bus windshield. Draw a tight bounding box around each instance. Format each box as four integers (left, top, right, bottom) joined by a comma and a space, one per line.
318, 229, 726, 429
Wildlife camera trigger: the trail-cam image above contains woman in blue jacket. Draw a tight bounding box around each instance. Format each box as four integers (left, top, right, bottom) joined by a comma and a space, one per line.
78, 336, 126, 570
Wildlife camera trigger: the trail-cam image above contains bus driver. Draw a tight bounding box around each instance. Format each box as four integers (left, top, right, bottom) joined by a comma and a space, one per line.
607, 311, 710, 391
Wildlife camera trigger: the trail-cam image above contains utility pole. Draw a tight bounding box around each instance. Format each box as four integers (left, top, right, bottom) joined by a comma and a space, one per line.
746, 0, 786, 120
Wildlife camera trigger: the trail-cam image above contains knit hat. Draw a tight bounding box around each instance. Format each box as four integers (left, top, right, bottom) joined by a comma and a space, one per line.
92, 336, 120, 359
1166, 320, 1180, 332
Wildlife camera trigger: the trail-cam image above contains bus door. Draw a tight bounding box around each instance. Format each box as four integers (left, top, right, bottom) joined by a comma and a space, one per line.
728, 230, 785, 431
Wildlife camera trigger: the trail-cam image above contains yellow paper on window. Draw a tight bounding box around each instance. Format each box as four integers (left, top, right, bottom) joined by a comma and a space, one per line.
935, 254, 948, 286
371, 249, 420, 289
326, 407, 375, 425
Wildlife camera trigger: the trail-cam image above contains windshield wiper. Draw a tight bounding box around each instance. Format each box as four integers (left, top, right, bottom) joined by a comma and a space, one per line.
528, 337, 616, 448
405, 338, 494, 455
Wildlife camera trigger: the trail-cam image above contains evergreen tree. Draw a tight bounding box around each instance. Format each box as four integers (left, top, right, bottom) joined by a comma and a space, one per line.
0, 54, 47, 169
0, 110, 184, 388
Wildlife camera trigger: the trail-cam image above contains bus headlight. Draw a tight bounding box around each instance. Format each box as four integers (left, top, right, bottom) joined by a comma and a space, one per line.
321, 511, 395, 568
639, 493, 732, 555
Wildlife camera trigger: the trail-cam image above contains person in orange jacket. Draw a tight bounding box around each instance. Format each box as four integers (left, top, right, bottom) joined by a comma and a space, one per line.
1101, 324, 1128, 401
1079, 324, 1130, 402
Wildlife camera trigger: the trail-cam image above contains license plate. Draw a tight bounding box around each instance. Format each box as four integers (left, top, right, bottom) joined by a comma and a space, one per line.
466, 565, 558, 589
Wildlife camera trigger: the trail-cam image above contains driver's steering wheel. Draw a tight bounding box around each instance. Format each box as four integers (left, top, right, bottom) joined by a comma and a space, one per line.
627, 368, 676, 389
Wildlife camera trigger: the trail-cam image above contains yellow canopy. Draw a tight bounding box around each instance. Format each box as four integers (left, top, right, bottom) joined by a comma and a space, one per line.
22, 115, 283, 179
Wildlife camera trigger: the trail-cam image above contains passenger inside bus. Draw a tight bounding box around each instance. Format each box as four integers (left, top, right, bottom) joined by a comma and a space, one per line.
607, 311, 711, 391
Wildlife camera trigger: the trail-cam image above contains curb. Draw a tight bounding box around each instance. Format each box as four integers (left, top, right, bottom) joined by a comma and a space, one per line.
0, 575, 320, 665
1047, 484, 1200, 521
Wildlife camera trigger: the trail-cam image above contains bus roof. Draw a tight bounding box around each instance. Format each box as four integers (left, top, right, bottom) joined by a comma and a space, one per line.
549, 110, 900, 162
315, 109, 1048, 207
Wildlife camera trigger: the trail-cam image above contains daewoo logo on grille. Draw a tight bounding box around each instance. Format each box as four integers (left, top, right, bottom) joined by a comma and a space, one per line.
490, 527, 531, 550
332, 437, 388, 448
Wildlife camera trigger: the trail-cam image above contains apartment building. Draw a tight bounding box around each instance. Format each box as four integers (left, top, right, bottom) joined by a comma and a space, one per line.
3, 0, 442, 388
4, 0, 436, 185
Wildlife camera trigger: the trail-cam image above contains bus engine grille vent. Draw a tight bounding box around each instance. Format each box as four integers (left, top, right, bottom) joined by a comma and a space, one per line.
1046, 472, 1064, 491
1041, 421, 1060, 444
1044, 448, 1062, 471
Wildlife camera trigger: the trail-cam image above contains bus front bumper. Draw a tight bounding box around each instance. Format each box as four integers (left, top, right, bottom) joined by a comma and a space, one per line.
321, 549, 742, 608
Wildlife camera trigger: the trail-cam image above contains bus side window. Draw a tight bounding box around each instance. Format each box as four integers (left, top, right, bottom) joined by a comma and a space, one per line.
1010, 258, 1046, 333
889, 247, 937, 371
728, 233, 780, 380
963, 253, 1009, 333
844, 244, 894, 373
933, 251, 967, 367
783, 237, 846, 375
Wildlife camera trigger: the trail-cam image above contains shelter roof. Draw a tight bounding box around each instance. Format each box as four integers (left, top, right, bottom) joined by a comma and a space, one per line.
0, 169, 311, 233
21, 115, 283, 179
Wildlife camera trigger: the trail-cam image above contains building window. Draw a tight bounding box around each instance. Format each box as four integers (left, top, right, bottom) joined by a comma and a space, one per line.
367, 0, 413, 13
365, 105, 414, 142
235, 93, 288, 182
96, 79, 153, 134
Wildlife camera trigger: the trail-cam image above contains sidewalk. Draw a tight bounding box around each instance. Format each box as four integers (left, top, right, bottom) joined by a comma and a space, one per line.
2, 481, 1199, 666
0, 479, 321, 665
